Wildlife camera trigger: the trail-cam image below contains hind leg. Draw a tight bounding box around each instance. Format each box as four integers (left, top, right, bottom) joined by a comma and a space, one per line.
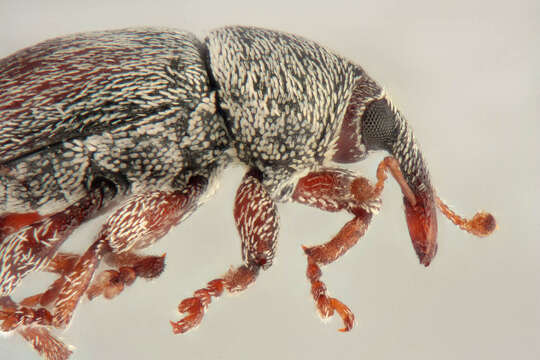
86, 252, 166, 300
1, 294, 72, 359
18, 251, 165, 306
17, 326, 73, 360
50, 175, 208, 328
17, 253, 80, 308
0, 187, 106, 297
0, 188, 106, 360
0, 186, 107, 333
0, 175, 208, 331
20, 250, 166, 307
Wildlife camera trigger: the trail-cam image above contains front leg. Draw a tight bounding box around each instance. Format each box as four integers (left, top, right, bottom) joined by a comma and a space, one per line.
171, 168, 279, 333
292, 158, 404, 331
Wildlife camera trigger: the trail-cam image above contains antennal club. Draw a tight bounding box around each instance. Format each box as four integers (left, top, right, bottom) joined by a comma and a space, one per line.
435, 197, 497, 237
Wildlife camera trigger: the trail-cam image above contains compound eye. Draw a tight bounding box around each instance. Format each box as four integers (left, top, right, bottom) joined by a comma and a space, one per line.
360, 98, 397, 151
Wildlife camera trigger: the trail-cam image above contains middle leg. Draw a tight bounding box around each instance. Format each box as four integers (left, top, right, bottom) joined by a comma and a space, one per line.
171, 168, 279, 333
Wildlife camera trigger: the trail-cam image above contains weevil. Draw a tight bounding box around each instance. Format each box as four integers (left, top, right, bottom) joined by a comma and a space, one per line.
0, 26, 496, 360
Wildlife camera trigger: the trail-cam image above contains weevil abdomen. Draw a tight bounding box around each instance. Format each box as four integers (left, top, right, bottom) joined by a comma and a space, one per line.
0, 28, 230, 215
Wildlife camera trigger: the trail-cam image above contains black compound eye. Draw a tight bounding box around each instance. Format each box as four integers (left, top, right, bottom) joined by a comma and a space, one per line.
360, 98, 397, 151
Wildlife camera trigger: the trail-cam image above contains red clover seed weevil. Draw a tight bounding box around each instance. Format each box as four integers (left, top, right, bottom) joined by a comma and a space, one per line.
0, 26, 496, 360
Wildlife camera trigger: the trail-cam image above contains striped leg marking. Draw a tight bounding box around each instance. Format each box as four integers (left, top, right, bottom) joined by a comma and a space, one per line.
0, 189, 105, 297
52, 175, 208, 328
171, 169, 279, 333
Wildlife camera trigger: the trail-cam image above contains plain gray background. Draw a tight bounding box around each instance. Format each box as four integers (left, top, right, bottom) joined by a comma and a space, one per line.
0, 0, 538, 359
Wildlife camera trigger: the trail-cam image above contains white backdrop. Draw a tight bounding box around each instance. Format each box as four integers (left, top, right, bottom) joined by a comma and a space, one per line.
1, 0, 538, 359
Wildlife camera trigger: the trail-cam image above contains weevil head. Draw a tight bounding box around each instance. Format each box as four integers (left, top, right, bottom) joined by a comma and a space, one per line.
334, 89, 438, 266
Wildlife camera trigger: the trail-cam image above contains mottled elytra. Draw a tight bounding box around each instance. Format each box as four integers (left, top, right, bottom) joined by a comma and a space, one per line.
0, 26, 496, 360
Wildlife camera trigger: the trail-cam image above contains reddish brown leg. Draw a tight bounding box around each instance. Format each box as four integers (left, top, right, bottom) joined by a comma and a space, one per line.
50, 175, 208, 328
292, 166, 394, 332
0, 253, 81, 333
16, 253, 80, 309
303, 213, 372, 332
0, 188, 105, 296
18, 326, 73, 360
0, 212, 43, 242
0, 188, 105, 336
86, 252, 166, 300
0, 302, 71, 360
5, 251, 110, 359
0, 303, 53, 331
0, 297, 70, 360
171, 169, 278, 334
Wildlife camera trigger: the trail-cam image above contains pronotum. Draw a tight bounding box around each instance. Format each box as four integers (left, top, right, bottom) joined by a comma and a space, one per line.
0, 26, 496, 360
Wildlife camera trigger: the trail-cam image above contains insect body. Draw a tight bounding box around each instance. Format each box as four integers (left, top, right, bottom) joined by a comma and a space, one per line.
0, 26, 496, 360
